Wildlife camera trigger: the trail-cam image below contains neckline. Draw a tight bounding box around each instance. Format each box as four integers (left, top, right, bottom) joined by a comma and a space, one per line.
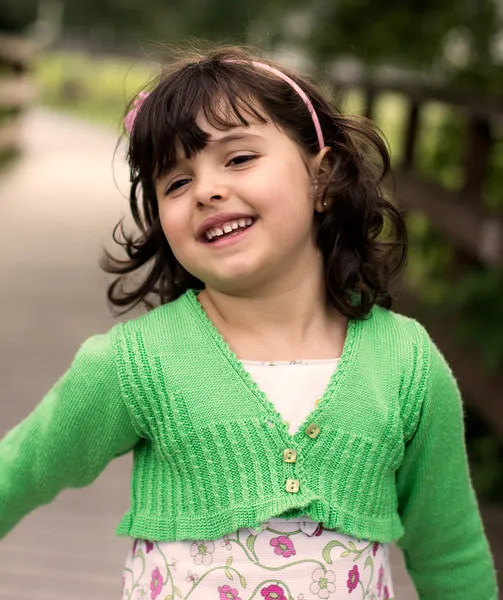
241, 358, 340, 366
184, 289, 363, 441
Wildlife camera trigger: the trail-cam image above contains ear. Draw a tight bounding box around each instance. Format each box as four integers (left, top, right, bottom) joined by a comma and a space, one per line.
311, 146, 333, 212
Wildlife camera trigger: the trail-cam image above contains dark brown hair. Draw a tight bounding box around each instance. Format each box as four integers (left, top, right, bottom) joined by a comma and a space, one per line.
103, 44, 407, 318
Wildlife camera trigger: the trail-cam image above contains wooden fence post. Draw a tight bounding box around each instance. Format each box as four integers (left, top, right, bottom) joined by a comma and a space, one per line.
401, 100, 421, 171
461, 114, 493, 202
364, 87, 376, 122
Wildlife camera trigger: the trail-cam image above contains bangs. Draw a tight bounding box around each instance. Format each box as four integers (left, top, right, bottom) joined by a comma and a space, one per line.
127, 64, 270, 181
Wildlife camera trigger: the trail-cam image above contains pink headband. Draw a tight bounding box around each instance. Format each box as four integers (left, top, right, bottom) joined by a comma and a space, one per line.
227, 60, 325, 150
124, 60, 325, 150
124, 90, 150, 135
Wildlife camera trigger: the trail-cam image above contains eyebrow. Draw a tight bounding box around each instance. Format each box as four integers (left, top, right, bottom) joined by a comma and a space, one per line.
161, 132, 265, 180
207, 132, 266, 146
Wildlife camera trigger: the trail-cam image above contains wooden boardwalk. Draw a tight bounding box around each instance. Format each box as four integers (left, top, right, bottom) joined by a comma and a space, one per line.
0, 109, 499, 599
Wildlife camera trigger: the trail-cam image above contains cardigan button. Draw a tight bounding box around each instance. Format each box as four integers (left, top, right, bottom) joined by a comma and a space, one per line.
283, 448, 297, 463
286, 478, 300, 493
305, 423, 321, 439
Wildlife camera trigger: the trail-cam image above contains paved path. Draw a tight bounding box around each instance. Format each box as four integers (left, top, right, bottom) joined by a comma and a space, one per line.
0, 108, 494, 599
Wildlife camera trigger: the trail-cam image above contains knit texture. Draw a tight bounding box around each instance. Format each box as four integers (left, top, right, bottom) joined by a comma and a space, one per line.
0, 289, 498, 598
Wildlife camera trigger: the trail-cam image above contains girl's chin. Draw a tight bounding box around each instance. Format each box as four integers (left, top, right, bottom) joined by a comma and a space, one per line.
201, 265, 268, 293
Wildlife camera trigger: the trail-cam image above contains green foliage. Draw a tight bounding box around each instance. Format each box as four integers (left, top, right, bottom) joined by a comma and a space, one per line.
404, 212, 452, 304
1, 0, 37, 32
298, 0, 501, 89
416, 110, 465, 191
34, 0, 282, 51
435, 269, 503, 371
311, 0, 460, 68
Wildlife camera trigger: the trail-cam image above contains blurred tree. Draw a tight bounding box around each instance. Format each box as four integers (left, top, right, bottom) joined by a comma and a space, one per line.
42, 0, 282, 52
295, 0, 503, 92
313, 0, 459, 67
1, 0, 38, 32
1, 0, 282, 51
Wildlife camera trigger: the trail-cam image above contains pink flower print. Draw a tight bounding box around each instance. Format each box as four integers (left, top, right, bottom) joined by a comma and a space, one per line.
145, 540, 154, 553
377, 565, 384, 596
218, 584, 241, 599
310, 567, 336, 598
270, 535, 296, 558
372, 542, 380, 556
186, 570, 199, 583
169, 559, 177, 571
190, 540, 215, 565
347, 565, 359, 593
221, 535, 232, 551
313, 525, 323, 537
384, 586, 390, 600
149, 567, 163, 599
260, 584, 287, 600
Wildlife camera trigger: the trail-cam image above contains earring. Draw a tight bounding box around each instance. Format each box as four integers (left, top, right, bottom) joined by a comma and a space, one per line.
322, 199, 327, 208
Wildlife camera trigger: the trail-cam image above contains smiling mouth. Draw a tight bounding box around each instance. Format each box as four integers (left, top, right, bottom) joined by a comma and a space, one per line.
203, 217, 256, 243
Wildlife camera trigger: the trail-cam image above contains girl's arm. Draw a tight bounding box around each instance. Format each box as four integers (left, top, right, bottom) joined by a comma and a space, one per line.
0, 331, 141, 539
396, 334, 499, 599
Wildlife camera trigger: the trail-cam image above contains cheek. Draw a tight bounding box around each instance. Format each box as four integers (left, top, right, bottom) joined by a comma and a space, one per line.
158, 203, 190, 257
255, 162, 313, 223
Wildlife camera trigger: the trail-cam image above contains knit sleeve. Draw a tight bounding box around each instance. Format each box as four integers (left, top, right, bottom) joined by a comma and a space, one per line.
396, 332, 499, 599
0, 331, 141, 540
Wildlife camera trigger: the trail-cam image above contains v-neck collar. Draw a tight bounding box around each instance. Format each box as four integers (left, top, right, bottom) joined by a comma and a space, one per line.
185, 289, 364, 443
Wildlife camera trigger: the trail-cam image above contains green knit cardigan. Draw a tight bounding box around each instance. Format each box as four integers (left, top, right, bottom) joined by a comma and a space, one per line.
0, 289, 498, 598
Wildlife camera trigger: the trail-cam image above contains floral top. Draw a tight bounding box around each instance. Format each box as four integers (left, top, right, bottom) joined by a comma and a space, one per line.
121, 520, 394, 600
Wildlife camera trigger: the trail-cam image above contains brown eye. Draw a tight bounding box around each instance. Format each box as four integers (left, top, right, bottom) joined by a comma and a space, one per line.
227, 155, 256, 166
166, 178, 191, 194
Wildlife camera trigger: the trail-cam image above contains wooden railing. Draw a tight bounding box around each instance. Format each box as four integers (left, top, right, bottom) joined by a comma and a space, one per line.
330, 74, 503, 435
0, 34, 36, 155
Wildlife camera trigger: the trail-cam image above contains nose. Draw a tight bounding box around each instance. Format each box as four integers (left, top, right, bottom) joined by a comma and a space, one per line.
194, 171, 229, 208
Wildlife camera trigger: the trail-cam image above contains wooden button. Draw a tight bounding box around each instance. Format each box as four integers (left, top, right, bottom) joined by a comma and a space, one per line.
305, 423, 321, 439
286, 478, 300, 493
283, 448, 297, 463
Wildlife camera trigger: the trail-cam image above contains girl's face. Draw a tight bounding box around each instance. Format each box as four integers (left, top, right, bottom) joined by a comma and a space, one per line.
155, 114, 324, 294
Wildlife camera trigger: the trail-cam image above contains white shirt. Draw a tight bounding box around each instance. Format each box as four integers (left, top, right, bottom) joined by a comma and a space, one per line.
240, 358, 340, 435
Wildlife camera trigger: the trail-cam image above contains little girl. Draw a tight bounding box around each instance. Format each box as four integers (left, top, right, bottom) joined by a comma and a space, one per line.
0, 45, 498, 600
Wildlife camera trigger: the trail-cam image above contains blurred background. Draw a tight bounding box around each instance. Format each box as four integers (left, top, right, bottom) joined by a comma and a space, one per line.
0, 0, 502, 598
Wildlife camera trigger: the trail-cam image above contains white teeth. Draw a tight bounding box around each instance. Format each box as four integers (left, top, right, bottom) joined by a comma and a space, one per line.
203, 217, 255, 241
